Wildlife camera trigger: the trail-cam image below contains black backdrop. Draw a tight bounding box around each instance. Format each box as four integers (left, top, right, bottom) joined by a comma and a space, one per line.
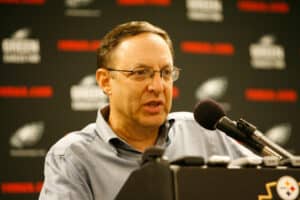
0, 0, 299, 198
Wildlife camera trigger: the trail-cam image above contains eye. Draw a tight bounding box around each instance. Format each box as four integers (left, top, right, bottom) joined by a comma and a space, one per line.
133, 68, 150, 76
162, 68, 172, 76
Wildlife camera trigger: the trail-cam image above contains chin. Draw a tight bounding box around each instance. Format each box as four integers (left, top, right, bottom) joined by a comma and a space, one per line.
140, 114, 167, 127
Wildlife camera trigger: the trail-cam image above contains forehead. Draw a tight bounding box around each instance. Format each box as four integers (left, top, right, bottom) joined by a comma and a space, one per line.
111, 33, 173, 67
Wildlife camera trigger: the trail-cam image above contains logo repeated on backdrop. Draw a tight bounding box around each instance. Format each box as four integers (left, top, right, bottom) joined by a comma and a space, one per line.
245, 88, 298, 102
195, 76, 231, 111
70, 74, 108, 111
265, 123, 292, 147
64, 0, 101, 17
0, 85, 53, 98
186, 0, 223, 22
0, 2, 300, 199
237, 0, 289, 14
117, 0, 171, 6
2, 28, 41, 64
9, 121, 46, 157
0, 0, 45, 5
250, 35, 286, 70
181, 41, 234, 55
57, 40, 100, 51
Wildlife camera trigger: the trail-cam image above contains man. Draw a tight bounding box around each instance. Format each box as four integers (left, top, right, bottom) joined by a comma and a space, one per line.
39, 21, 255, 200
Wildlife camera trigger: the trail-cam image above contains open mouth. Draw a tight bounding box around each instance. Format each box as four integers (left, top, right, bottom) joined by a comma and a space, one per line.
145, 101, 162, 106
143, 100, 164, 113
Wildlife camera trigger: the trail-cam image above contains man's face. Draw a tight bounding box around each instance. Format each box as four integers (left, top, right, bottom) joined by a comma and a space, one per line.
108, 33, 174, 128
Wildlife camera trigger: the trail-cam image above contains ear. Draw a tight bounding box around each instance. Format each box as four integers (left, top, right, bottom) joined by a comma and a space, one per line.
96, 68, 112, 96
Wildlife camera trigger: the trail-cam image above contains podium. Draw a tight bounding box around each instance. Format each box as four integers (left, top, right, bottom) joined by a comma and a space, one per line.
116, 161, 300, 200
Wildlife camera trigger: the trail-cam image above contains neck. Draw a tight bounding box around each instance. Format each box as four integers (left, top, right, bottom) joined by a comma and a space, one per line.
108, 115, 160, 152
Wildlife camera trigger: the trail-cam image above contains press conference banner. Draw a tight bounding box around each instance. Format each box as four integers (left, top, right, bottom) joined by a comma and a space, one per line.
0, 0, 299, 199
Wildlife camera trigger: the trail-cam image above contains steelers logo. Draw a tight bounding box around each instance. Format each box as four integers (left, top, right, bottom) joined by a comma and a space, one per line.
276, 176, 299, 200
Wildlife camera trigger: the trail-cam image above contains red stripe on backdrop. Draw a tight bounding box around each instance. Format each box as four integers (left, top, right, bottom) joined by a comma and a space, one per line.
173, 86, 179, 98
237, 1, 289, 13
0, 86, 53, 98
28, 86, 53, 97
57, 40, 100, 52
117, 0, 170, 6
245, 89, 297, 102
0, 0, 45, 4
181, 41, 234, 55
1, 182, 43, 194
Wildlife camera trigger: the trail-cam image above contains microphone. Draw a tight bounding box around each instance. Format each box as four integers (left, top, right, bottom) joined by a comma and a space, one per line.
193, 99, 293, 160
140, 147, 167, 166
228, 156, 263, 168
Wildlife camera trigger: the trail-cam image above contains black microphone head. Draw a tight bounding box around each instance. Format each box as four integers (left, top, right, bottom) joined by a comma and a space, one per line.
193, 99, 225, 130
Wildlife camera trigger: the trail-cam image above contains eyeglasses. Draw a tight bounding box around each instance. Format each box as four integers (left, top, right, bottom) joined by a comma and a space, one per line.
106, 66, 181, 82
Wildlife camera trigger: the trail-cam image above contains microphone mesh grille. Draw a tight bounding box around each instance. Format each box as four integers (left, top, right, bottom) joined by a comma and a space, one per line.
193, 99, 225, 130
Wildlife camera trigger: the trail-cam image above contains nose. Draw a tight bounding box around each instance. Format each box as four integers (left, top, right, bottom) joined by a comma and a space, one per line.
147, 71, 164, 94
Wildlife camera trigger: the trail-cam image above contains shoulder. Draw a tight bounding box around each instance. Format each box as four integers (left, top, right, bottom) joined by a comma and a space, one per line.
47, 123, 97, 157
167, 111, 206, 130
167, 111, 211, 136
168, 111, 194, 121
166, 112, 256, 159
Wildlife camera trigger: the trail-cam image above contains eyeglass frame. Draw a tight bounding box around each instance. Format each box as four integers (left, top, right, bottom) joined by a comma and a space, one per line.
104, 66, 181, 82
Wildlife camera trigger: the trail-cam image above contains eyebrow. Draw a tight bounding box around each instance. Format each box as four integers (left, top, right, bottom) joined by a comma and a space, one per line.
133, 63, 173, 69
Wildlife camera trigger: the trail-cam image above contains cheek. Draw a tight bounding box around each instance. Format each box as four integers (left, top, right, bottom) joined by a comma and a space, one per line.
167, 84, 173, 97
165, 85, 173, 107
127, 85, 144, 105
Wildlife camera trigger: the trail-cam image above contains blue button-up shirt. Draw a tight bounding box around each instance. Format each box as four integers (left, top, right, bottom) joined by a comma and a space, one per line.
39, 107, 255, 200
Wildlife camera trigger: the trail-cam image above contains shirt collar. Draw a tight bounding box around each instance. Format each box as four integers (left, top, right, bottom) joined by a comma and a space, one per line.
95, 105, 174, 151
95, 106, 118, 144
